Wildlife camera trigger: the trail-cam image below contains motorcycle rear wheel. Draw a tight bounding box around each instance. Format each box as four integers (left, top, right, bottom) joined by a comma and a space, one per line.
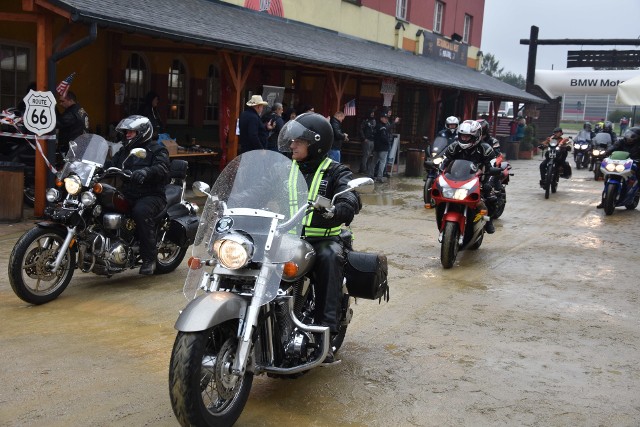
440, 221, 459, 269
154, 237, 188, 274
625, 193, 639, 210
604, 185, 618, 216
169, 322, 253, 427
8, 227, 76, 305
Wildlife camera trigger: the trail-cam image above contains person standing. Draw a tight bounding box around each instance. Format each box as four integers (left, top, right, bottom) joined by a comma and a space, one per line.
619, 116, 629, 135
358, 108, 377, 176
329, 111, 348, 162
265, 102, 284, 151
109, 115, 170, 275
56, 91, 89, 153
137, 91, 163, 140
238, 95, 273, 153
373, 113, 390, 182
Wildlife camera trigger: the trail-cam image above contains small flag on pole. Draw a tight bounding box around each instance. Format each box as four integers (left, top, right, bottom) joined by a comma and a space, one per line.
56, 72, 76, 98
343, 98, 356, 116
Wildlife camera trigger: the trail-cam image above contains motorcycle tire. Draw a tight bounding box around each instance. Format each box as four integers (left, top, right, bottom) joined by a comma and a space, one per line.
468, 228, 484, 250
491, 192, 506, 220
625, 193, 639, 210
576, 155, 582, 170
423, 177, 434, 206
23, 185, 35, 207
169, 321, 253, 427
594, 168, 602, 181
8, 227, 76, 305
332, 293, 351, 352
544, 167, 552, 199
604, 185, 618, 216
154, 236, 188, 275
440, 221, 459, 269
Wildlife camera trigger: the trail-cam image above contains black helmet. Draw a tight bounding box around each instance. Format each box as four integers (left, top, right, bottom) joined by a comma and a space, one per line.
277, 112, 333, 161
622, 126, 640, 145
553, 127, 563, 133
603, 121, 613, 133
476, 119, 490, 137
116, 115, 152, 149
594, 123, 602, 133
583, 122, 592, 131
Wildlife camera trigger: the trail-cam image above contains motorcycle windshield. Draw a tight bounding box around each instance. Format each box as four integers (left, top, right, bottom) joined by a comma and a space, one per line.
186, 150, 308, 303
445, 159, 478, 181
593, 132, 612, 147
431, 136, 450, 157
59, 134, 110, 186
575, 130, 592, 142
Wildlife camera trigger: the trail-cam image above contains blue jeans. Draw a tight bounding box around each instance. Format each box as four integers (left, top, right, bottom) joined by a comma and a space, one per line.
328, 149, 341, 163
374, 150, 388, 178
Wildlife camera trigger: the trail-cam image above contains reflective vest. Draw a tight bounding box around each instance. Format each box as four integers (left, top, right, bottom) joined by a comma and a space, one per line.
289, 158, 342, 237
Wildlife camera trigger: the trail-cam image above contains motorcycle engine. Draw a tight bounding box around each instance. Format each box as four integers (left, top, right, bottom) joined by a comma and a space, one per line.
106, 240, 129, 266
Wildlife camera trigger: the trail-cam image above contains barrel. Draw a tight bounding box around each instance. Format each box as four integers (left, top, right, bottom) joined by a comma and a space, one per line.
0, 161, 25, 222
405, 148, 425, 177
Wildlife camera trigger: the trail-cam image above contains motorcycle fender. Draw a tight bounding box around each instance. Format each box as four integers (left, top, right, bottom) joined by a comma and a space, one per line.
441, 211, 465, 234
34, 222, 78, 252
174, 292, 247, 332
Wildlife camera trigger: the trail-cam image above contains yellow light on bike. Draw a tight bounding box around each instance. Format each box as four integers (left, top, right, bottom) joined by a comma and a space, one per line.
282, 261, 299, 279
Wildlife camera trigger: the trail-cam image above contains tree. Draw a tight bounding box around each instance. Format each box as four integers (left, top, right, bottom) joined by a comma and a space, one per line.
481, 53, 504, 77
500, 72, 526, 90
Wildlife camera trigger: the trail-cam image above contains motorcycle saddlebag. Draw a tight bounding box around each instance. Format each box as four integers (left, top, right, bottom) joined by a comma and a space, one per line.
345, 251, 389, 301
166, 215, 199, 246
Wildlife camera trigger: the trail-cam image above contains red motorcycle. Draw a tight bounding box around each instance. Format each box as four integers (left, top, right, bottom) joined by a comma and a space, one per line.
431, 159, 499, 268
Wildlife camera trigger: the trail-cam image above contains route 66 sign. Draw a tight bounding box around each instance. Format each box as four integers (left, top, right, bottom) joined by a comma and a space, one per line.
23, 90, 57, 136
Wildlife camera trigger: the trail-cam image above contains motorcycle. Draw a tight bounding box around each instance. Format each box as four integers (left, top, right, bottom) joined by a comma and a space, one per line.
599, 151, 639, 215
590, 132, 612, 180
8, 133, 199, 305
539, 139, 570, 199
430, 159, 500, 269
573, 139, 591, 170
168, 150, 388, 427
488, 149, 512, 219
423, 135, 449, 207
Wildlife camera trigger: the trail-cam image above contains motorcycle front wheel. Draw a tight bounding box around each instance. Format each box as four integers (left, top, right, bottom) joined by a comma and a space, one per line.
604, 185, 618, 215
169, 321, 253, 427
8, 227, 76, 304
544, 166, 553, 199
423, 177, 434, 206
440, 221, 460, 269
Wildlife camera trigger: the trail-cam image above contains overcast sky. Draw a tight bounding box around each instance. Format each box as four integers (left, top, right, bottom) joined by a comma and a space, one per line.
481, 0, 640, 77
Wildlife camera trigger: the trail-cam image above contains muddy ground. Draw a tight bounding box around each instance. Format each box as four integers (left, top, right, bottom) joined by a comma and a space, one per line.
1, 158, 639, 426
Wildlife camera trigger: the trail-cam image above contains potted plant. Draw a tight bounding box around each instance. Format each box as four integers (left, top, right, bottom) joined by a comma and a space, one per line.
518, 125, 536, 159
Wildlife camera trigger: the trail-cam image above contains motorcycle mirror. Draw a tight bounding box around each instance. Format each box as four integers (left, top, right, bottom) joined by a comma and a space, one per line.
192, 181, 211, 197
314, 195, 332, 209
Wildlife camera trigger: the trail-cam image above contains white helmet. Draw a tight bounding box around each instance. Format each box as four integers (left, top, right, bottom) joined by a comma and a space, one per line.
445, 116, 459, 134
457, 120, 481, 150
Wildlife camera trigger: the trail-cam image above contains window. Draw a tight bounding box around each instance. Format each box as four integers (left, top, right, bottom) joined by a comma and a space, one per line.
396, 0, 407, 21
463, 14, 472, 44
167, 59, 187, 122
0, 43, 31, 110
204, 64, 220, 124
124, 53, 147, 116
433, 1, 444, 34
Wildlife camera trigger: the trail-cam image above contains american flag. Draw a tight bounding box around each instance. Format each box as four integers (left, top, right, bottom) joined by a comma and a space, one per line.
56, 72, 76, 98
343, 99, 356, 116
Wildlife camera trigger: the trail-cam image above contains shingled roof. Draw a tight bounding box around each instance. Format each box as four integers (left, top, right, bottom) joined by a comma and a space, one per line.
50, 0, 544, 104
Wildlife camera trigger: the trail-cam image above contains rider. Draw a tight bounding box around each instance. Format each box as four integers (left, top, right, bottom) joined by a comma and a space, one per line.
477, 119, 500, 154
596, 126, 640, 208
109, 115, 170, 275
440, 119, 497, 234
438, 116, 459, 146
602, 120, 617, 143
277, 112, 361, 364
539, 127, 572, 185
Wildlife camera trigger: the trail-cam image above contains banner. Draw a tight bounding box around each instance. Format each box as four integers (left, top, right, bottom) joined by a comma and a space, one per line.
534, 69, 640, 98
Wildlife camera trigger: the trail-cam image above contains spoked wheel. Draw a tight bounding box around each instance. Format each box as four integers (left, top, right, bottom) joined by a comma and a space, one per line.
8, 227, 76, 304
169, 321, 253, 427
154, 236, 188, 274
604, 185, 618, 216
440, 221, 459, 269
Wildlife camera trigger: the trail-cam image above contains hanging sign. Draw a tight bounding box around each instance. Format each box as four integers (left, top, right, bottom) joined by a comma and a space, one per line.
22, 90, 57, 136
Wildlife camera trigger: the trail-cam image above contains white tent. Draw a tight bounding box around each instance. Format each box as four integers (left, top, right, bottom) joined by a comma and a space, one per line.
615, 74, 640, 105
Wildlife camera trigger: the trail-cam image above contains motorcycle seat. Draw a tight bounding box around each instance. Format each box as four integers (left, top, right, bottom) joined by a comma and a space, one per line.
165, 184, 182, 207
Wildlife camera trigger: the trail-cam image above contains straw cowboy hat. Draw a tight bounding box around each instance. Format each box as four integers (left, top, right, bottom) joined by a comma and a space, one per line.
246, 95, 269, 106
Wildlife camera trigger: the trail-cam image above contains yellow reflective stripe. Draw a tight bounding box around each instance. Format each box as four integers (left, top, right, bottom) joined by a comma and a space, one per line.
303, 226, 342, 237
303, 157, 333, 228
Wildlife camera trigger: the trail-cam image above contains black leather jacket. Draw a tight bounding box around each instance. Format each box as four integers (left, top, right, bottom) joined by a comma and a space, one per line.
605, 140, 640, 161
57, 103, 89, 146
442, 140, 496, 173
110, 140, 170, 200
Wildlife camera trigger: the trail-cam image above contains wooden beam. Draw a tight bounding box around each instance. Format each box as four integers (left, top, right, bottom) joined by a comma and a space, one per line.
0, 12, 39, 22
221, 52, 255, 161
34, 0, 72, 20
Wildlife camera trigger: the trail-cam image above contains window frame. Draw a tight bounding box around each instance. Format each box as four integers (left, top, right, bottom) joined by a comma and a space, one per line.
203, 63, 220, 125
124, 52, 148, 117
396, 0, 408, 21
463, 14, 472, 44
0, 40, 34, 110
433, 1, 444, 34
167, 58, 188, 124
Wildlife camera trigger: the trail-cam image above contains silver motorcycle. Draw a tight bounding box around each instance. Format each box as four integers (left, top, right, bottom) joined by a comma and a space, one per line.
168, 150, 388, 426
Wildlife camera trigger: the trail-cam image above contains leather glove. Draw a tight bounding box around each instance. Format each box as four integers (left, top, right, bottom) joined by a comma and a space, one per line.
319, 206, 335, 219
332, 202, 354, 224
131, 169, 148, 184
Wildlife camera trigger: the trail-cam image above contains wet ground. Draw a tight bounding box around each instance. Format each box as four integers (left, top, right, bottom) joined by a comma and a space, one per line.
1, 158, 639, 426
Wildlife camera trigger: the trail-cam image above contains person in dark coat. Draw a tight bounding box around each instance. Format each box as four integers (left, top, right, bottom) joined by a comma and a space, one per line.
56, 91, 89, 152
137, 91, 163, 140
373, 114, 390, 182
329, 111, 348, 162
238, 95, 273, 153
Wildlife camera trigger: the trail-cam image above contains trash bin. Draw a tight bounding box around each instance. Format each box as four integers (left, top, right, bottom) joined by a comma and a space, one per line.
405, 148, 425, 177
0, 161, 25, 222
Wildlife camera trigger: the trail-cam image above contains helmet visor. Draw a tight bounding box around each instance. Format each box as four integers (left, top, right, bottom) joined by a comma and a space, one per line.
277, 120, 320, 152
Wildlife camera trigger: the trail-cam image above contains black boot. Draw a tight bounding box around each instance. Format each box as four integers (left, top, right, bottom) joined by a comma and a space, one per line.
139, 260, 156, 275
485, 219, 495, 234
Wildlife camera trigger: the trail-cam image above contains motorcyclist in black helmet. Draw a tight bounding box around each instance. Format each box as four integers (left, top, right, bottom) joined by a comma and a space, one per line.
596, 126, 640, 208
602, 120, 617, 143
441, 120, 498, 234
109, 115, 170, 275
278, 112, 361, 364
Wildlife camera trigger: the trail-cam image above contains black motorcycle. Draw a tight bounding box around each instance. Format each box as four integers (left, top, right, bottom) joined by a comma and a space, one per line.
539, 139, 570, 199
573, 140, 591, 170
8, 133, 199, 305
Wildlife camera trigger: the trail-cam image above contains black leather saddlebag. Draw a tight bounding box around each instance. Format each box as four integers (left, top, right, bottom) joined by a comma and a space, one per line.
345, 251, 389, 301
167, 215, 199, 246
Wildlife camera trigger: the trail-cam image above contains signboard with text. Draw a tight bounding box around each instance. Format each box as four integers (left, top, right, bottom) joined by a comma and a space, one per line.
422, 31, 468, 66
22, 90, 57, 136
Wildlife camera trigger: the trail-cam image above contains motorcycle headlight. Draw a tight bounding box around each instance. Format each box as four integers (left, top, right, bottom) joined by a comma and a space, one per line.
592, 150, 601, 156
212, 234, 254, 269
46, 188, 60, 203
80, 191, 96, 206
64, 175, 82, 195
615, 164, 626, 173
605, 163, 615, 172
442, 187, 469, 200
433, 157, 443, 165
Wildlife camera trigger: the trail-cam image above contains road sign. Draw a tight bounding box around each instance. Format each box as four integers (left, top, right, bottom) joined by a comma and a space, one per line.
22, 90, 57, 136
